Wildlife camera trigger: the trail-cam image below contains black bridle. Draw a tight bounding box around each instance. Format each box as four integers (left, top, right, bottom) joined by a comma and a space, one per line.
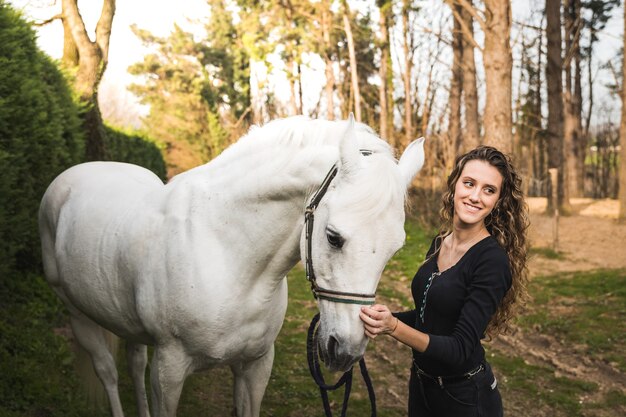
304, 162, 378, 417
307, 313, 376, 417
304, 164, 376, 305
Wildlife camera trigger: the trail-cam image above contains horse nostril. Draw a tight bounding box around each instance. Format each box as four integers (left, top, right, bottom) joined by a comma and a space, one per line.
328, 335, 339, 358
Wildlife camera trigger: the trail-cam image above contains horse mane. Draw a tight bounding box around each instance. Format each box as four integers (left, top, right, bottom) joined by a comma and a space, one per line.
220, 116, 395, 161
171, 117, 405, 219
236, 117, 403, 220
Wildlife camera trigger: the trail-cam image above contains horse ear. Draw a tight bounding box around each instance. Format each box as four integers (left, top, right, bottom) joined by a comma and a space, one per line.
398, 137, 425, 188
338, 113, 361, 174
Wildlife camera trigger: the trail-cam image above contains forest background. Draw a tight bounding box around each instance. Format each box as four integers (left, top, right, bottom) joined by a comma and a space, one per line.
1, 0, 625, 416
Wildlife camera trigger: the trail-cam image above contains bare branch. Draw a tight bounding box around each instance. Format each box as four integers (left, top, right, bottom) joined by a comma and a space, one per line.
443, 0, 483, 53
453, 0, 486, 33
563, 15, 583, 70
33, 13, 62, 27
513, 19, 543, 32
95, 0, 116, 64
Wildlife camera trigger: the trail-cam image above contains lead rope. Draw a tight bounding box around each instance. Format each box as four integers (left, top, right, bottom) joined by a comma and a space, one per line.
307, 313, 377, 417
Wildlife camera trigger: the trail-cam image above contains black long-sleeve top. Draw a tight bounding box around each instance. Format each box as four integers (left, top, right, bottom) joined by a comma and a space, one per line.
395, 235, 512, 376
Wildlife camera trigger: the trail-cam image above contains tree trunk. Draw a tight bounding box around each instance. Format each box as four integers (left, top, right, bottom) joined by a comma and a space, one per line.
460, 1, 480, 150
618, 4, 626, 221
482, 0, 513, 154
573, 0, 585, 197
536, 21, 545, 188
62, 2, 78, 67
546, 0, 565, 211
402, 0, 413, 147
421, 34, 443, 140
62, 0, 116, 161
322, 2, 335, 120
449, 3, 463, 153
378, 0, 391, 141
563, 0, 582, 200
297, 62, 303, 115
342, 1, 361, 121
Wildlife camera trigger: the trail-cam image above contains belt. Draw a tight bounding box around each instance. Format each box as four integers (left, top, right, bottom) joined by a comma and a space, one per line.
413, 360, 485, 388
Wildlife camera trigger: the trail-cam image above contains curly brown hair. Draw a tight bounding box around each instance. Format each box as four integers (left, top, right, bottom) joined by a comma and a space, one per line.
438, 146, 530, 337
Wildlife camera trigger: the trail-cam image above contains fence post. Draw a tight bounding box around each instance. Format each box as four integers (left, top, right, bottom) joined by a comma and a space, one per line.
548, 168, 559, 252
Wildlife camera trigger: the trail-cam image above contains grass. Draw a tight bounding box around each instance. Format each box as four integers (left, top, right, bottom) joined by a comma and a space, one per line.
3, 220, 626, 416
488, 268, 626, 416
519, 269, 626, 372
487, 349, 600, 416
530, 246, 565, 260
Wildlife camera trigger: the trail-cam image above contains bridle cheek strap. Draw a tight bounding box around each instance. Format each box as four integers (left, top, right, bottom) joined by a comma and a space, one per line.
304, 164, 376, 306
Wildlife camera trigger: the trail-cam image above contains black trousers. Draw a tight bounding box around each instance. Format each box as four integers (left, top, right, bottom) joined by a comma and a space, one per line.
408, 362, 503, 417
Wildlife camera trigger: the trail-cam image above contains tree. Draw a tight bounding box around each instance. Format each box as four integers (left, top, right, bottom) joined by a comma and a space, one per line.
460, 1, 480, 151
515, 24, 545, 196
341, 0, 362, 121
448, 0, 512, 153
448, 1, 463, 154
377, 0, 394, 142
61, 0, 115, 160
129, 0, 251, 176
482, 0, 513, 153
322, 0, 336, 120
581, 0, 621, 132
563, 0, 583, 198
619, 3, 626, 222
546, 0, 566, 211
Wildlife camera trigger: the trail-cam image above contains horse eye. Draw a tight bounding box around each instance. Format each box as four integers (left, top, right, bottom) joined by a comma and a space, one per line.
326, 230, 344, 249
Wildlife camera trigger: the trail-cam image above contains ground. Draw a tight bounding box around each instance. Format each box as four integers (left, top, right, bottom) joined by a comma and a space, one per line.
366, 197, 626, 416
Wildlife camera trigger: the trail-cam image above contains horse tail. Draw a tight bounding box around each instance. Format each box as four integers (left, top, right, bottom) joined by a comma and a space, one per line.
73, 328, 120, 410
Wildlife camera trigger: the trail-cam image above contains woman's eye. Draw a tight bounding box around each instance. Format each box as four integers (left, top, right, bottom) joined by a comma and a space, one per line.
464, 181, 473, 187
327, 231, 344, 249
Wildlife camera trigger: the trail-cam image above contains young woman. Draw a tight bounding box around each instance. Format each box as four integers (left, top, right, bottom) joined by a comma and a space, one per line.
360, 146, 529, 416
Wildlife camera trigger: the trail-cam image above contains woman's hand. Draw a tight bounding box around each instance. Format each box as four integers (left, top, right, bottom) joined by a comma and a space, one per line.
359, 304, 399, 339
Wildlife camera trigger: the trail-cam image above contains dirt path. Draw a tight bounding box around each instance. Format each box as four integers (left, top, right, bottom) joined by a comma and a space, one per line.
371, 198, 626, 416
489, 198, 626, 415
526, 197, 626, 274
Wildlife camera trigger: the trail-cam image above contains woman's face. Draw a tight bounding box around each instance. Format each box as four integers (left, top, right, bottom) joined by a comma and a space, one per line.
453, 159, 503, 228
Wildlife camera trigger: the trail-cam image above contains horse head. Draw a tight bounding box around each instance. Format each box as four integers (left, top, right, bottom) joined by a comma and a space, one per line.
301, 116, 425, 372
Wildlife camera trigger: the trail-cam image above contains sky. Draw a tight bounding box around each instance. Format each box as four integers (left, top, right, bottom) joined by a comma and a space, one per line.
8, 0, 625, 128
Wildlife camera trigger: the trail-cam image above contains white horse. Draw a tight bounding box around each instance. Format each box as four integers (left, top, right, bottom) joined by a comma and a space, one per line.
39, 116, 425, 417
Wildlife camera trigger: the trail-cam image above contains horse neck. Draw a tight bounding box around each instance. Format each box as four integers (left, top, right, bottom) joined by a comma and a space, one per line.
168, 127, 340, 282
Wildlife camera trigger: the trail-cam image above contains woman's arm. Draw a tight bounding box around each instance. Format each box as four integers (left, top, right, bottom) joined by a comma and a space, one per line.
360, 246, 511, 364
392, 309, 416, 326
360, 304, 430, 352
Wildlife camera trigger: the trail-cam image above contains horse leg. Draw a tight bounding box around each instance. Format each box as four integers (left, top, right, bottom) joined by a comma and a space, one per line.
150, 344, 192, 417
126, 342, 150, 417
230, 345, 275, 417
69, 313, 124, 417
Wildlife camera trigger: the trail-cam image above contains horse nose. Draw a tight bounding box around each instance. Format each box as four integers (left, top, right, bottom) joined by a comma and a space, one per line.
325, 335, 358, 372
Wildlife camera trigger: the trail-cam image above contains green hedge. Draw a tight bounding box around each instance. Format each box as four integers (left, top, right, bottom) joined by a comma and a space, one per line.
104, 125, 166, 180
0, 3, 85, 278
0, 4, 89, 415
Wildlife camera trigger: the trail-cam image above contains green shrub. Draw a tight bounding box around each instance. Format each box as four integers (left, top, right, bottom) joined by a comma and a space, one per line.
104, 125, 167, 181
0, 3, 84, 277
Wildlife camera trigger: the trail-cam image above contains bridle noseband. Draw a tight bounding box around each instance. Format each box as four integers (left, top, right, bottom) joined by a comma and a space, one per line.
304, 164, 376, 306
